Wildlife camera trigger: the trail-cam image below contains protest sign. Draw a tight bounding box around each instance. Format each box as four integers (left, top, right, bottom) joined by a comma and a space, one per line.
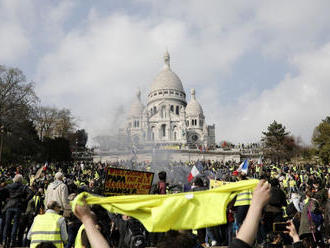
104, 167, 154, 196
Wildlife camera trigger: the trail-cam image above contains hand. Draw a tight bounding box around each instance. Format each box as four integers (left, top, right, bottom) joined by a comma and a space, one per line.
73, 198, 94, 223
285, 220, 299, 242
251, 180, 271, 209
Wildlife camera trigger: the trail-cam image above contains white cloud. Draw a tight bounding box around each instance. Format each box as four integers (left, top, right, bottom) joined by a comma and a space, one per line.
217, 43, 330, 144
2, 0, 330, 145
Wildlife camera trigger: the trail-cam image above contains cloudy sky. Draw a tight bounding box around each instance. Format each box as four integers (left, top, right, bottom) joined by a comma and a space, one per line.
1, 0, 330, 145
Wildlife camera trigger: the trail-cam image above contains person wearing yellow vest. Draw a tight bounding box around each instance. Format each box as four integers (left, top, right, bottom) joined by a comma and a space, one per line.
27, 201, 68, 248
75, 211, 99, 248
234, 174, 253, 228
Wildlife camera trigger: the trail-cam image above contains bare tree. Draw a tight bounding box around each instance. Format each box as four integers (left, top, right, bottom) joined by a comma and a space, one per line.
34, 106, 76, 140
0, 66, 38, 163
0, 66, 38, 129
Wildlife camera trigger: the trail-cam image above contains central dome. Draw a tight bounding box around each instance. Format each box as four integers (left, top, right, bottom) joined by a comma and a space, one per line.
151, 69, 184, 92
150, 51, 185, 93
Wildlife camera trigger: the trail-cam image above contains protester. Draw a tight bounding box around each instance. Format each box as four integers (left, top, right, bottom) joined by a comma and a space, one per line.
0, 158, 329, 248
73, 199, 110, 248
27, 201, 68, 248
2, 174, 33, 248
45, 172, 71, 217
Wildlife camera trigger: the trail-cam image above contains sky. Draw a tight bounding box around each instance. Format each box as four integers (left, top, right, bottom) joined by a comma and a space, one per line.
1, 0, 330, 146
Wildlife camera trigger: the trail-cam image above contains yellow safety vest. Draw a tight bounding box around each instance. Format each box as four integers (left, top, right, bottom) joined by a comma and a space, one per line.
30, 212, 64, 248
32, 195, 41, 210
283, 179, 288, 188
74, 224, 85, 248
289, 180, 296, 187
234, 189, 252, 207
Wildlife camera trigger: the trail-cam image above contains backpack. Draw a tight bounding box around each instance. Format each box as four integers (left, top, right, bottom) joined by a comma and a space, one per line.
123, 218, 146, 248
150, 183, 160, 194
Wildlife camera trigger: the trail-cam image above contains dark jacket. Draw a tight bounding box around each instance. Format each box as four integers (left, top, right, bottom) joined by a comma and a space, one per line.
325, 199, 330, 239
2, 182, 33, 212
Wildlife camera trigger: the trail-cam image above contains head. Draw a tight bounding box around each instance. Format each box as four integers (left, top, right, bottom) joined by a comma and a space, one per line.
13, 174, 23, 183
193, 177, 204, 187
47, 201, 61, 213
55, 172, 63, 181
89, 179, 95, 188
269, 178, 280, 187
158, 171, 166, 181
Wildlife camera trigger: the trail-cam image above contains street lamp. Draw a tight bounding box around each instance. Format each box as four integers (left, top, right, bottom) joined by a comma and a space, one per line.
0, 125, 4, 165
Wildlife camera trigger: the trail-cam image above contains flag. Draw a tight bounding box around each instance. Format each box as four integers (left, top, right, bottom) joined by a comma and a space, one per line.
72, 179, 259, 232
257, 156, 263, 167
237, 159, 249, 174
188, 165, 200, 182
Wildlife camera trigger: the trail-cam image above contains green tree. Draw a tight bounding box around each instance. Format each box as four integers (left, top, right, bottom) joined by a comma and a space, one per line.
261, 120, 290, 164
312, 116, 330, 164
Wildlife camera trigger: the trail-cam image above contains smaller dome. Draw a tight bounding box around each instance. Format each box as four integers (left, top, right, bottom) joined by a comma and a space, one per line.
185, 89, 203, 116
128, 90, 144, 117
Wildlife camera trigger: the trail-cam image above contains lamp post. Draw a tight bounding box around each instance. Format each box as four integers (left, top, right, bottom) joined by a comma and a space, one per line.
0, 125, 4, 165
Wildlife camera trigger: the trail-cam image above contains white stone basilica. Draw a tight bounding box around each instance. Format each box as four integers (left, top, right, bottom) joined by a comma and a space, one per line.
123, 51, 215, 148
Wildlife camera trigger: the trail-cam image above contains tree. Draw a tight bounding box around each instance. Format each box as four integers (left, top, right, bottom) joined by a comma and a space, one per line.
34, 106, 58, 141
42, 137, 72, 162
33, 106, 76, 140
0, 66, 38, 129
312, 116, 330, 164
0, 65, 38, 164
75, 129, 88, 148
261, 120, 290, 164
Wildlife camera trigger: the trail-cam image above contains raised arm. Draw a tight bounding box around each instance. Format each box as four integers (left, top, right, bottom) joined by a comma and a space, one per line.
73, 199, 110, 248
235, 180, 271, 246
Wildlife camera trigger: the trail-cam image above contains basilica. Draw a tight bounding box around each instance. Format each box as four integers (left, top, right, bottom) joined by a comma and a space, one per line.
122, 51, 216, 148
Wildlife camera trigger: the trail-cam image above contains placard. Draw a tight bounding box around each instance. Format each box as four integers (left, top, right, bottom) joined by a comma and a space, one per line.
104, 167, 154, 196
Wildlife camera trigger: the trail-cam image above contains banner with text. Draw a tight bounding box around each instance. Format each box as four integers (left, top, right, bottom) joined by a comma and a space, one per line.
104, 167, 154, 196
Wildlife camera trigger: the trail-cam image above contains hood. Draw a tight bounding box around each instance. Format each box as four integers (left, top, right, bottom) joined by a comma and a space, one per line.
50, 180, 63, 190
8, 182, 22, 190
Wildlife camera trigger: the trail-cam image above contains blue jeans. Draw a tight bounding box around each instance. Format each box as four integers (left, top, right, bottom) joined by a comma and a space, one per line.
65, 223, 80, 248
2, 208, 21, 245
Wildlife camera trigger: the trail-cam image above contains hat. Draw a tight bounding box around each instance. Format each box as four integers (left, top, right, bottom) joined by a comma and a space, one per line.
55, 172, 63, 180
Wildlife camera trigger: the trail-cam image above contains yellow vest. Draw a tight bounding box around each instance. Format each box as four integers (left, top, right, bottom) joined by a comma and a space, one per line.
289, 180, 296, 187
30, 212, 64, 248
234, 189, 252, 207
74, 224, 85, 248
32, 195, 41, 210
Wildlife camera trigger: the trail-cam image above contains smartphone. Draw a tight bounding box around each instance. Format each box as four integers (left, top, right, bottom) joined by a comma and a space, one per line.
273, 222, 288, 232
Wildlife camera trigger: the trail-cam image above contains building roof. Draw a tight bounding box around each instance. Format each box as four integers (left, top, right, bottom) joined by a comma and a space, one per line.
150, 51, 185, 93
186, 89, 204, 116
128, 90, 144, 117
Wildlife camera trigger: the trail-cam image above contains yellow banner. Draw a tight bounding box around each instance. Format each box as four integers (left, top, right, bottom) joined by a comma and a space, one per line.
73, 179, 259, 232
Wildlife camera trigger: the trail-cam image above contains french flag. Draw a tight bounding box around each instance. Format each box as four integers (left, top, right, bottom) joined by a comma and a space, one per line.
237, 159, 249, 174
188, 165, 200, 182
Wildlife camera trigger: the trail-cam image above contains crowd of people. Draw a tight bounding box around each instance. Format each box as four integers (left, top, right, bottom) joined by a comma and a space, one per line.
0, 159, 329, 248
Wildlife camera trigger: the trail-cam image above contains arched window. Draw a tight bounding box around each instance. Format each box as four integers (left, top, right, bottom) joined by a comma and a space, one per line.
186, 121, 189, 127
161, 106, 166, 118
153, 106, 156, 113
176, 106, 179, 115
170, 105, 174, 112
161, 124, 166, 137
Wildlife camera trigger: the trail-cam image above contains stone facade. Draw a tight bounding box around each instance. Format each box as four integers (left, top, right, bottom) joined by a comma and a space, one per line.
122, 51, 215, 148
